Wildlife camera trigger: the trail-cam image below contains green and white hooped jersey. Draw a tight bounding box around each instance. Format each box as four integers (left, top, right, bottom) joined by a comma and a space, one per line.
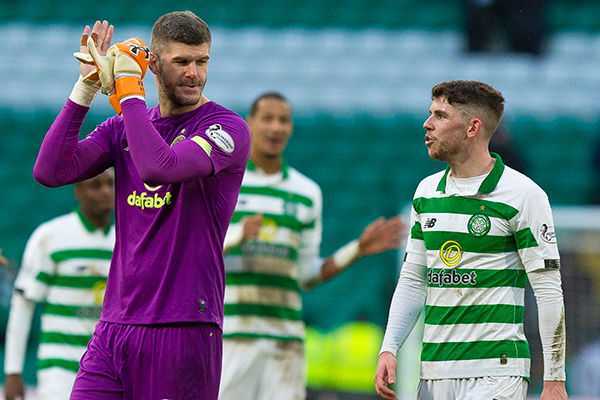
405, 154, 560, 380
15, 210, 114, 374
223, 160, 322, 342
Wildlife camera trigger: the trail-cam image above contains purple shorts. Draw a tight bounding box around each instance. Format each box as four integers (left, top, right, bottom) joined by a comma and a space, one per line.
70, 321, 222, 400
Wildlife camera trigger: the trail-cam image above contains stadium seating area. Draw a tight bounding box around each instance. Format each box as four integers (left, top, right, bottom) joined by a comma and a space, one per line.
2, 0, 600, 31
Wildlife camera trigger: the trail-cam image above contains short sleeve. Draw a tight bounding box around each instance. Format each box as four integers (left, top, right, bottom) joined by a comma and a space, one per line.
511, 188, 560, 273
404, 204, 427, 266
297, 185, 323, 289
15, 226, 55, 302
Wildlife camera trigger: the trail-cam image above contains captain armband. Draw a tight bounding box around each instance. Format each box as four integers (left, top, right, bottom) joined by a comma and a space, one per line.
191, 136, 213, 157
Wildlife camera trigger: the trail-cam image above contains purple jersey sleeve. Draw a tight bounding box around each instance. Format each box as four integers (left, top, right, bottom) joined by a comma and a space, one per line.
33, 100, 113, 186
121, 99, 217, 185
187, 113, 250, 176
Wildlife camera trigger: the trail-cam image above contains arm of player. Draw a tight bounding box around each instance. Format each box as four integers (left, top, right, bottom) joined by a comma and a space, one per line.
33, 102, 112, 187
379, 261, 427, 354
0, 249, 7, 267
4, 291, 35, 400
121, 100, 247, 185
375, 261, 427, 399
511, 182, 567, 399
320, 216, 406, 282
528, 269, 568, 400
223, 214, 263, 253
375, 351, 399, 400
33, 22, 114, 187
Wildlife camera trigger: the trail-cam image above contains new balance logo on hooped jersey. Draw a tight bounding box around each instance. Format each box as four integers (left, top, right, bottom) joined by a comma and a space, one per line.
404, 154, 560, 380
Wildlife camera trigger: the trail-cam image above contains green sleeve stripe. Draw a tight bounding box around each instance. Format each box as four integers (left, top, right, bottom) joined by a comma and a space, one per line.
425, 304, 524, 325
35, 271, 52, 284
423, 231, 516, 253
427, 268, 527, 288
40, 331, 91, 346
411, 222, 424, 240
226, 272, 300, 292
231, 212, 315, 232
227, 242, 298, 261
35, 272, 106, 289
514, 228, 538, 249
223, 332, 303, 342
37, 358, 80, 373
50, 249, 112, 263
421, 339, 530, 362
42, 303, 102, 319
240, 186, 314, 207
413, 197, 519, 220
224, 304, 302, 321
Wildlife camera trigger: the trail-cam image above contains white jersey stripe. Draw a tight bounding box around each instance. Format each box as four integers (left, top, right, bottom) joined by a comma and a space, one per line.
423, 322, 525, 344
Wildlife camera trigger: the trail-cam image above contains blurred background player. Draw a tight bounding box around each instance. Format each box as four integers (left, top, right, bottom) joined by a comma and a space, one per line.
32, 12, 250, 399
4, 169, 114, 400
219, 92, 406, 400
0, 250, 8, 266
374, 81, 567, 400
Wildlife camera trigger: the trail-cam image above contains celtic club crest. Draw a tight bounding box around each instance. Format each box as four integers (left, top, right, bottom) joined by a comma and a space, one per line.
468, 213, 491, 237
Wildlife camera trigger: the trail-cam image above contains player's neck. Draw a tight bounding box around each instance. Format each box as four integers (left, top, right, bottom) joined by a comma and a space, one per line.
449, 151, 495, 178
82, 209, 112, 230
251, 153, 283, 175
159, 96, 210, 117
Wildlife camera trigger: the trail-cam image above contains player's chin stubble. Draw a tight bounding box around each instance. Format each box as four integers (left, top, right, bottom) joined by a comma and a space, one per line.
158, 72, 204, 107
162, 84, 203, 107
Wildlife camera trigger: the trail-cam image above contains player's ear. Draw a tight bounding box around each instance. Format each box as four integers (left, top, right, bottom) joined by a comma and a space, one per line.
149, 52, 159, 74
467, 118, 482, 138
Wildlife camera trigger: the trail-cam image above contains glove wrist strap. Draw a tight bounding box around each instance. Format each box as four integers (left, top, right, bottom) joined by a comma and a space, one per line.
69, 77, 100, 107
115, 75, 145, 102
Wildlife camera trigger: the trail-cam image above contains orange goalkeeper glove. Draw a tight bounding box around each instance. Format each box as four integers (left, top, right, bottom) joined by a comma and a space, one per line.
110, 37, 150, 114
88, 37, 150, 114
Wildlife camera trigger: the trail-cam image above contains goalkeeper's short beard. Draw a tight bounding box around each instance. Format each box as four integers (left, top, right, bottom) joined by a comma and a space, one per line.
159, 79, 205, 107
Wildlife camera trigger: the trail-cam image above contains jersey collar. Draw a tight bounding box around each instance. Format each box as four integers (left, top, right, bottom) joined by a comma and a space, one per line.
75, 208, 113, 236
246, 158, 289, 180
436, 152, 505, 194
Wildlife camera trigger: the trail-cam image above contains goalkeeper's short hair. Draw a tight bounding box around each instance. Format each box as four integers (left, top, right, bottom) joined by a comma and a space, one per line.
151, 11, 211, 55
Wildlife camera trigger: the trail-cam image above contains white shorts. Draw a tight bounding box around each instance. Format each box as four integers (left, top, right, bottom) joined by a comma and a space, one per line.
37, 367, 77, 400
219, 337, 305, 400
416, 376, 528, 400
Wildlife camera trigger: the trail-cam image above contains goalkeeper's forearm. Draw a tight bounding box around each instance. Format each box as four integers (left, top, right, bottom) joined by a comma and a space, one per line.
33, 100, 103, 187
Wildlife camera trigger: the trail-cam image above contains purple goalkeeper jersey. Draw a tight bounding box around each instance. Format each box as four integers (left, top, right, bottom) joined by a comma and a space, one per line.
34, 99, 250, 327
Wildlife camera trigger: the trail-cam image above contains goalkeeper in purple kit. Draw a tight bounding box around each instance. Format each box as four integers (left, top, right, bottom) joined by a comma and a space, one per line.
33, 11, 250, 400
